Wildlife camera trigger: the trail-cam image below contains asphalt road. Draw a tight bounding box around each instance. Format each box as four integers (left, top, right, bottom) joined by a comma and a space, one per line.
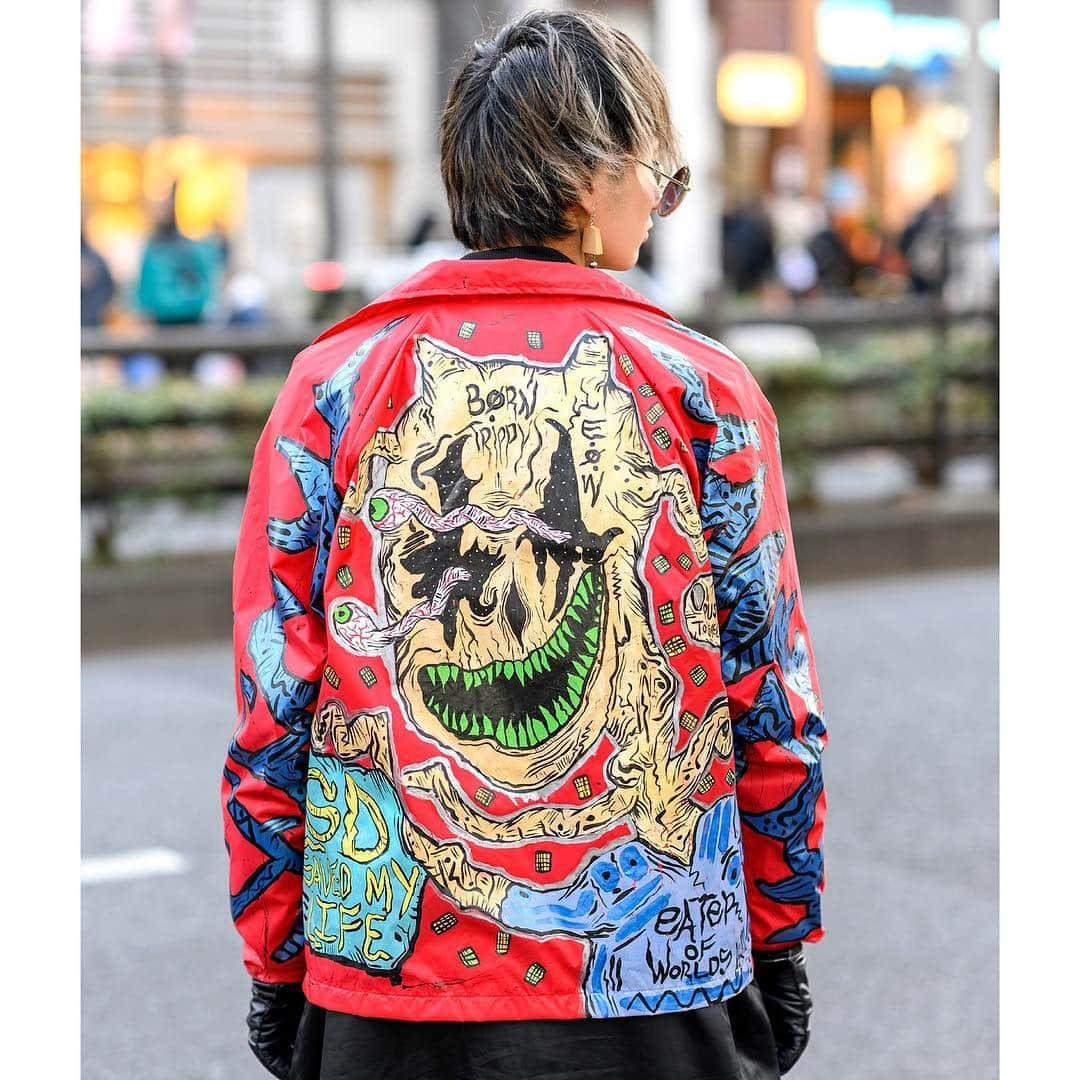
82, 568, 998, 1080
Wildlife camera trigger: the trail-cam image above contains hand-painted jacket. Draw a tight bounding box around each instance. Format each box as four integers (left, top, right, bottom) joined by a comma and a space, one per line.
223, 256, 827, 1022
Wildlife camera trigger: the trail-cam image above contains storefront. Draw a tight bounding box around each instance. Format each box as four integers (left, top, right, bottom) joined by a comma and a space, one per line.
714, 0, 998, 293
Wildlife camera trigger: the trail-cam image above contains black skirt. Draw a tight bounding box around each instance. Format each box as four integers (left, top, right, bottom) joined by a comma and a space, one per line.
289, 981, 780, 1080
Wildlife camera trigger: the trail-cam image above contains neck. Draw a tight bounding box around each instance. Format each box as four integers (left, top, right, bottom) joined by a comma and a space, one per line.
541, 235, 589, 267
482, 235, 591, 267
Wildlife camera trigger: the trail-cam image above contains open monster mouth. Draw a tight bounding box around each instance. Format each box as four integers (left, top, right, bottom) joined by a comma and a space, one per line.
420, 565, 603, 751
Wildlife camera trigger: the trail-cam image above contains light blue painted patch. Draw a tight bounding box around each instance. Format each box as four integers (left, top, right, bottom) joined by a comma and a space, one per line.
302, 753, 426, 978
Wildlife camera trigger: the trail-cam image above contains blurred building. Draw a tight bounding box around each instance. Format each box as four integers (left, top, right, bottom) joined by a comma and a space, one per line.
80, 1, 999, 318
715, 0, 999, 300
82, 0, 439, 315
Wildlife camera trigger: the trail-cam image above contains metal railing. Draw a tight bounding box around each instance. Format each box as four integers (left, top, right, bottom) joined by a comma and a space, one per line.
81, 297, 998, 559
702, 297, 999, 488
80, 297, 997, 368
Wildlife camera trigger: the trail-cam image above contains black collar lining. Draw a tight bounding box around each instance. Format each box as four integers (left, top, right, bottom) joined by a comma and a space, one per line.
460, 245, 575, 264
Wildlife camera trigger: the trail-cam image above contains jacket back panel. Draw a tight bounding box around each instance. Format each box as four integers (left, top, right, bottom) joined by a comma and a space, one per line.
225, 262, 825, 1022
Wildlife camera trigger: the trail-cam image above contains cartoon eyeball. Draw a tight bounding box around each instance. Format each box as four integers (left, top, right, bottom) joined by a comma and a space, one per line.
589, 859, 622, 894
617, 844, 649, 882
332, 600, 359, 626
368, 494, 389, 525
721, 848, 742, 888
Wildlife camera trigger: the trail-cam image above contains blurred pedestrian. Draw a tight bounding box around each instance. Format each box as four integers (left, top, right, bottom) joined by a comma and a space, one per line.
81, 228, 115, 327
136, 185, 223, 325
808, 219, 858, 296
224, 269, 270, 327
899, 193, 951, 295
722, 200, 776, 295
223, 10, 827, 1080
766, 146, 826, 299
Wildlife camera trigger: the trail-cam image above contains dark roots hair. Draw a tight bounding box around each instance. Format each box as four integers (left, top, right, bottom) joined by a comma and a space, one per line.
439, 7, 681, 251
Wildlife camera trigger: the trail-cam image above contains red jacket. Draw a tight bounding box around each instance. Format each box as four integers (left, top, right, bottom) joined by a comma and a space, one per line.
223, 255, 826, 1022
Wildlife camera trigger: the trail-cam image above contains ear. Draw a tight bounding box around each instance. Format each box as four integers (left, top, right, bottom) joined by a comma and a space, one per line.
414, 335, 471, 384
564, 331, 612, 373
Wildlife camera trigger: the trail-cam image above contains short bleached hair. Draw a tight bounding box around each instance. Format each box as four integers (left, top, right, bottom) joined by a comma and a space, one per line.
440, 8, 682, 251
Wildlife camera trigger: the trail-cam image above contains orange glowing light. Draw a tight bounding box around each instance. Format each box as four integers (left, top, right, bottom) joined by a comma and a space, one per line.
87, 143, 141, 205
174, 158, 246, 237
871, 85, 905, 135
142, 135, 212, 203
716, 53, 807, 127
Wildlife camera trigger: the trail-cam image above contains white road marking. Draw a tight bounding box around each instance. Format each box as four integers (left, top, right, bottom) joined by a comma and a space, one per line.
81, 847, 191, 885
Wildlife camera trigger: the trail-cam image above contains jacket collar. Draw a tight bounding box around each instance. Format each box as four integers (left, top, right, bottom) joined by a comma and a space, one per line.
314, 255, 674, 345
460, 244, 575, 264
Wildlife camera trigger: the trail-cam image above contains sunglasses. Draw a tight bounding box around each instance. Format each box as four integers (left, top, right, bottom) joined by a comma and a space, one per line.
635, 159, 692, 216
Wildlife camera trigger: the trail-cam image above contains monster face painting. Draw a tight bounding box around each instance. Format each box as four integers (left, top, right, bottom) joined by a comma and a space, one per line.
312, 328, 753, 1015
332, 333, 723, 846
343, 331, 680, 790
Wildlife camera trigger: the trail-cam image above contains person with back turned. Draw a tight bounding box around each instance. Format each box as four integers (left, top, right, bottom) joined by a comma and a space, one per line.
223, 9, 826, 1079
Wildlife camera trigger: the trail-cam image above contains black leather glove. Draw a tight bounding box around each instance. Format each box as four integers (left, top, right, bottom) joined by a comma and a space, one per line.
753, 945, 813, 1075
247, 979, 305, 1079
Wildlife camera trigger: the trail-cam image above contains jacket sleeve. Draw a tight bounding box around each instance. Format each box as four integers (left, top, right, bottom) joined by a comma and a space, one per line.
222, 359, 330, 984
697, 366, 827, 952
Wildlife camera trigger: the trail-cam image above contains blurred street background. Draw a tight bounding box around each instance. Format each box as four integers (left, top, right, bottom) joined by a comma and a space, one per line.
80, 0, 999, 1076
83, 568, 997, 1079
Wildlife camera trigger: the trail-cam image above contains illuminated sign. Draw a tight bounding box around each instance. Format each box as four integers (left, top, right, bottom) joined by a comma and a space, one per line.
817, 0, 894, 71
979, 20, 1000, 71
891, 15, 970, 70
716, 52, 807, 127
817, 2, 990, 76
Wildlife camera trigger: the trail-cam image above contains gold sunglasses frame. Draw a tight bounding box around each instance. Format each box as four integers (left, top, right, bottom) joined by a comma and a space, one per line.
634, 158, 692, 215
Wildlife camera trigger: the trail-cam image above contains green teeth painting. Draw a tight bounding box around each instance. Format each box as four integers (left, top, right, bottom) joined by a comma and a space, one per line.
418, 564, 603, 751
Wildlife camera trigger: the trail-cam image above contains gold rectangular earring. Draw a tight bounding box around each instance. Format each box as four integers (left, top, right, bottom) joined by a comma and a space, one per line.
582, 216, 603, 268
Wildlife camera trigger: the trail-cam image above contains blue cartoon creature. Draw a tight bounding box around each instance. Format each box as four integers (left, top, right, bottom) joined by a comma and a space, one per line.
497, 794, 752, 1017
